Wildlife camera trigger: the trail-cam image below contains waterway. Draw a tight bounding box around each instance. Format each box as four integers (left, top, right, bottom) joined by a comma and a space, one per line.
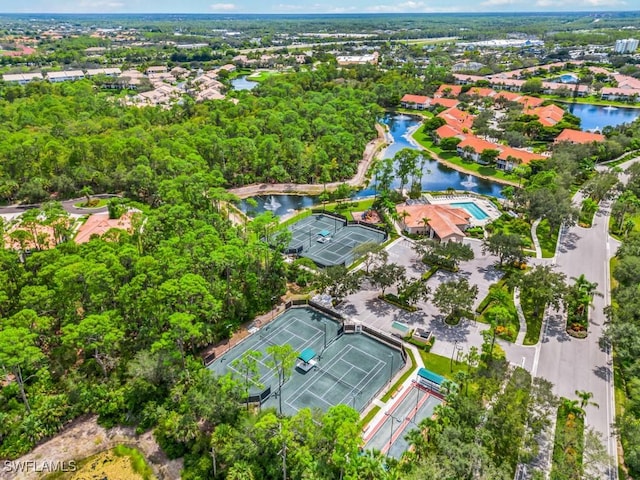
566, 103, 640, 132
230, 75, 258, 91
240, 113, 505, 217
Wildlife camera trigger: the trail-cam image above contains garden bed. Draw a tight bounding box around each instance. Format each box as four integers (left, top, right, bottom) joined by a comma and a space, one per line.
550, 402, 585, 480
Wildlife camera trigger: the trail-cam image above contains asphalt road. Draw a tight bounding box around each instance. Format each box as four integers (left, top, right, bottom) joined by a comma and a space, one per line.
0, 194, 116, 215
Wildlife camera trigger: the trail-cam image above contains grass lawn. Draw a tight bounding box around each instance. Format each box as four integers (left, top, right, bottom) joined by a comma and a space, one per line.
279, 209, 312, 228
537, 219, 560, 258
542, 94, 640, 109
412, 126, 520, 184
320, 198, 376, 221
393, 107, 434, 118
73, 198, 109, 209
247, 70, 280, 82
418, 351, 467, 379
360, 405, 381, 429
520, 292, 543, 345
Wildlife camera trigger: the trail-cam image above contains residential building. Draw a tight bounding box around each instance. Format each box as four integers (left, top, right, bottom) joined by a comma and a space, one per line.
532, 104, 565, 127
2, 72, 43, 85
85, 68, 122, 77
615, 38, 639, 54
435, 84, 462, 98
555, 129, 605, 144
395, 204, 471, 242
46, 70, 85, 82
400, 94, 430, 110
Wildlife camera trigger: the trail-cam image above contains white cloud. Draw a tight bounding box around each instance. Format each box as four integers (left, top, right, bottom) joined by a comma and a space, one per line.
209, 3, 237, 10
366, 1, 427, 12
584, 0, 626, 5
535, 0, 553, 6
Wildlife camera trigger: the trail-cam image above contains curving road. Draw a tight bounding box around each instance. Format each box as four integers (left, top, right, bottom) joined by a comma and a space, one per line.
0, 194, 117, 216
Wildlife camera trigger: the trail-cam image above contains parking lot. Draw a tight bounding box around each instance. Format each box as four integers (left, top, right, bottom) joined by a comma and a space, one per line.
339, 237, 536, 370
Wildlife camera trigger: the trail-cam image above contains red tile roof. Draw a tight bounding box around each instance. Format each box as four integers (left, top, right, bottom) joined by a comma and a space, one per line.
435, 124, 464, 139
467, 87, 496, 97
457, 135, 497, 153
431, 97, 459, 108
396, 204, 471, 240
401, 94, 430, 105
498, 146, 545, 165
435, 84, 463, 98
532, 104, 565, 127
555, 128, 605, 144
437, 107, 475, 130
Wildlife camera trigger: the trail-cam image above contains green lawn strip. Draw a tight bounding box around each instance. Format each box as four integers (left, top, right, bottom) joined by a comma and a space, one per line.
412, 127, 519, 183
520, 291, 544, 345
380, 348, 417, 403
393, 107, 434, 118
360, 405, 381, 429
536, 219, 560, 258
320, 198, 376, 221
541, 94, 640, 109
279, 209, 312, 228
418, 351, 467, 379
550, 402, 585, 480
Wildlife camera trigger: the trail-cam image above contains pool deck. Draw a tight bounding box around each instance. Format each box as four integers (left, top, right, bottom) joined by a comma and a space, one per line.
423, 193, 501, 226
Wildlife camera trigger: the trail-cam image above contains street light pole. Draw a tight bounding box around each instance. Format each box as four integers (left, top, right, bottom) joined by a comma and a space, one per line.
388, 354, 394, 384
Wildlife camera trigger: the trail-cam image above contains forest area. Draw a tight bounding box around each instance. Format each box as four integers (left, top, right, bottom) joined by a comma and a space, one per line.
3, 21, 640, 475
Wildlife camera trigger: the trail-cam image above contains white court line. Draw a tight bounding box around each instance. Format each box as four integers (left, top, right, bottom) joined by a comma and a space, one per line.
285, 389, 333, 412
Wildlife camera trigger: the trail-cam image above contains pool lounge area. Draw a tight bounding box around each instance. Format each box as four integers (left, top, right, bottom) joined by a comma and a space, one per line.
419, 193, 501, 226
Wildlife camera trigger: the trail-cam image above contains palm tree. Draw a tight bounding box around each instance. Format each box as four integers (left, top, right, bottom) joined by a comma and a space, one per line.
560, 398, 585, 422
420, 217, 431, 236
575, 390, 599, 410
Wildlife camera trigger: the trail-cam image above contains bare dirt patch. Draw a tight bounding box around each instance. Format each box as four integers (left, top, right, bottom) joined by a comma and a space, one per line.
5, 415, 182, 480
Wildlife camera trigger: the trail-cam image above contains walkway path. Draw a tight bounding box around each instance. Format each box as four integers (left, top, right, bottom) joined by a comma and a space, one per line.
227, 124, 386, 199
513, 287, 528, 345
530, 218, 543, 259
0, 194, 117, 216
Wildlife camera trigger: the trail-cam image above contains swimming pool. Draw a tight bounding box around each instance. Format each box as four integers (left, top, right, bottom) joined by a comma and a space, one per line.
450, 201, 489, 220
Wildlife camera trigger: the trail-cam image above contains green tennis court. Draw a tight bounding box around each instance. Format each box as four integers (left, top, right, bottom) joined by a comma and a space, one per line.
287, 213, 387, 267
364, 384, 443, 459
208, 306, 404, 416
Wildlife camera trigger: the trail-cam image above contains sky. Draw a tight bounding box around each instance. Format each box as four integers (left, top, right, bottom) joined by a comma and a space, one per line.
1, 0, 632, 14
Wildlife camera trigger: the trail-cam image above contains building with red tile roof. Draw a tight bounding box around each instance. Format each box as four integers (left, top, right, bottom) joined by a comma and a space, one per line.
532, 104, 565, 127
466, 87, 496, 98
396, 204, 471, 242
555, 128, 605, 144
434, 124, 465, 140
497, 146, 545, 170
435, 84, 463, 98
437, 107, 475, 131
400, 94, 431, 109
431, 97, 460, 109
456, 136, 498, 162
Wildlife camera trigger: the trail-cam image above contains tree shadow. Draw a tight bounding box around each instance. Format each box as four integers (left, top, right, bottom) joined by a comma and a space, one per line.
593, 364, 611, 382
545, 315, 571, 343
478, 265, 503, 282
558, 231, 580, 253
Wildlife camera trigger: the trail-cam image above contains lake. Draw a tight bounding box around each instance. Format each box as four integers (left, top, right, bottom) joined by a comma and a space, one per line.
231, 76, 258, 91
239, 113, 505, 217
566, 103, 640, 132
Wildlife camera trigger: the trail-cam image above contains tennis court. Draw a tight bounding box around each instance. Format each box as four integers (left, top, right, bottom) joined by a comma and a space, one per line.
268, 333, 404, 415
287, 213, 387, 267
208, 305, 404, 416
364, 383, 443, 459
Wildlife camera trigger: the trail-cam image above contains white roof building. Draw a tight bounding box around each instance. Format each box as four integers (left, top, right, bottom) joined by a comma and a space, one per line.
2, 72, 43, 84
46, 70, 85, 82
85, 68, 122, 77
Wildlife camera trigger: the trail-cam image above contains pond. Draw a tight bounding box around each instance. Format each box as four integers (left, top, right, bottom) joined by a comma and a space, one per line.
230, 75, 258, 91
566, 103, 640, 132
239, 113, 505, 217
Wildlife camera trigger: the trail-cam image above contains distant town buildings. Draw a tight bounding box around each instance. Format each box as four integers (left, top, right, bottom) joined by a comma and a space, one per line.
614, 38, 639, 54
336, 52, 379, 66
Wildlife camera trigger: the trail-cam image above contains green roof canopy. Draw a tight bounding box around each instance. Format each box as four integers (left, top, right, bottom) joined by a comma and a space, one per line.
417, 368, 444, 385
298, 348, 317, 363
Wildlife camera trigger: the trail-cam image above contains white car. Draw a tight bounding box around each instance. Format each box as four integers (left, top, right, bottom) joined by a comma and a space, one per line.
317, 236, 331, 243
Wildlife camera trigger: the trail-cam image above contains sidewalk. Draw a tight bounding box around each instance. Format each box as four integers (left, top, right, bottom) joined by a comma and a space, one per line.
531, 218, 542, 259
513, 287, 528, 345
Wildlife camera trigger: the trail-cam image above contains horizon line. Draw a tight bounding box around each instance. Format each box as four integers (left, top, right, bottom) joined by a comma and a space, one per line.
0, 10, 638, 15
